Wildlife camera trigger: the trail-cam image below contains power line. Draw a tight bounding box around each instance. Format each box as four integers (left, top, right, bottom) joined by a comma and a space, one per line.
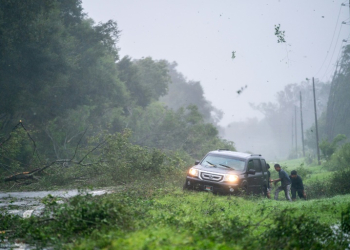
314, 5, 343, 77
323, 24, 350, 81
321, 24, 344, 80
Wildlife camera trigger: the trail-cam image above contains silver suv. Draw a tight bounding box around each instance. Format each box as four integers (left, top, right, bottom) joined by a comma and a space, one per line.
184, 150, 269, 195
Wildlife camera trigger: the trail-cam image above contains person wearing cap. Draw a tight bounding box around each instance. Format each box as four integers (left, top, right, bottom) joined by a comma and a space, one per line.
271, 164, 292, 201
290, 170, 306, 201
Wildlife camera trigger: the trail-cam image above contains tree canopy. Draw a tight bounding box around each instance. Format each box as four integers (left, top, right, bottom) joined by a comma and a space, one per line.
0, 0, 232, 178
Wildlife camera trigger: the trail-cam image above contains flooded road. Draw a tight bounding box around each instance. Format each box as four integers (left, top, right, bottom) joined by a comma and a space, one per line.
0, 189, 113, 249
0, 189, 112, 217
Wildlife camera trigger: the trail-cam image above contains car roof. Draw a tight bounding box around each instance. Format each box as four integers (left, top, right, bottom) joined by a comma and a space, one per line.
207, 150, 263, 159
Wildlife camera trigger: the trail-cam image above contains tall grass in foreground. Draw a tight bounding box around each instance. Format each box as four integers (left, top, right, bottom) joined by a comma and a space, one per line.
2, 186, 350, 250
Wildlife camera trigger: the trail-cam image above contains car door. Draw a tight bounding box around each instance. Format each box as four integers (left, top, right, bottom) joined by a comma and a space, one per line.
260, 159, 268, 188
253, 159, 264, 194
246, 160, 258, 193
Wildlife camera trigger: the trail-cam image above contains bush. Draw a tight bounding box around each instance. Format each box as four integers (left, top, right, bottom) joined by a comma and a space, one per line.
305, 179, 331, 199
3, 192, 137, 246
319, 134, 346, 161
324, 142, 350, 171
292, 163, 312, 178
330, 169, 350, 195
259, 209, 338, 249
305, 152, 315, 165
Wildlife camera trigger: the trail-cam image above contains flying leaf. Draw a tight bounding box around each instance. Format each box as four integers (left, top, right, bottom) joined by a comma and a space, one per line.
274, 24, 286, 43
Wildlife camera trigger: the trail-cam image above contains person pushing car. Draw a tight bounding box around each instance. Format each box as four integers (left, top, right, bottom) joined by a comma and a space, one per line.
290, 170, 306, 201
271, 164, 292, 202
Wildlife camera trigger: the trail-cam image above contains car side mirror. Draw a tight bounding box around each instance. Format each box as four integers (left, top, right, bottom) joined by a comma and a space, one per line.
195, 160, 200, 165
247, 169, 256, 175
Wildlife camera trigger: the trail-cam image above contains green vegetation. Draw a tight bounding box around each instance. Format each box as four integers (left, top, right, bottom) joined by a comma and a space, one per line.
2, 187, 350, 249
2, 151, 350, 249
326, 45, 350, 142
2, 1, 350, 249
319, 134, 347, 161
0, 0, 234, 189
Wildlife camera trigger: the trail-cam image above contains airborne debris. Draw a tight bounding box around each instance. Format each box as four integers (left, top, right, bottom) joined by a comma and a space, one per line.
231, 51, 236, 59
274, 24, 286, 43
237, 85, 248, 95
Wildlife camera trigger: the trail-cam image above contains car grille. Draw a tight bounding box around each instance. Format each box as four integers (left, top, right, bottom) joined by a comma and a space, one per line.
200, 172, 224, 182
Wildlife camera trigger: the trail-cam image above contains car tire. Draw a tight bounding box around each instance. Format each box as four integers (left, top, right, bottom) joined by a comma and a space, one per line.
239, 186, 248, 196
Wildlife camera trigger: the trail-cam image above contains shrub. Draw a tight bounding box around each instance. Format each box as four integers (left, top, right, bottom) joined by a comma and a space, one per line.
4, 192, 137, 246
259, 209, 336, 249
319, 134, 346, 161
292, 163, 312, 178
324, 142, 350, 171
329, 169, 350, 195
305, 179, 331, 199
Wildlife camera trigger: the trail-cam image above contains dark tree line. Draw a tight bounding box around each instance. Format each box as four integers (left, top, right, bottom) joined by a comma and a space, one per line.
325, 45, 350, 142
0, 0, 233, 182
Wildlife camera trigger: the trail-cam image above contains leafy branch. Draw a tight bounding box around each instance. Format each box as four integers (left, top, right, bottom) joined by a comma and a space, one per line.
275, 24, 286, 43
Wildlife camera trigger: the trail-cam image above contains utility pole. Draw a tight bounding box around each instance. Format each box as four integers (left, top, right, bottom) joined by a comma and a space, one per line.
295, 106, 297, 157
313, 77, 321, 165
300, 91, 305, 157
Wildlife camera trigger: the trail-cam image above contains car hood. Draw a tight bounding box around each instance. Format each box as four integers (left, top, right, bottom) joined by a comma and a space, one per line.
192, 164, 244, 175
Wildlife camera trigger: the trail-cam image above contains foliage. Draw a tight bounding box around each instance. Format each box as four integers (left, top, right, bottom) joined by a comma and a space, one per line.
329, 169, 350, 195
231, 51, 236, 59
98, 129, 186, 185
0, 0, 233, 190
125, 103, 234, 160
305, 149, 316, 165
260, 209, 334, 249
1, 192, 136, 247
0, 123, 41, 182
160, 62, 223, 124
274, 24, 286, 43
306, 143, 350, 198
133, 57, 171, 101
326, 45, 350, 141
341, 203, 350, 234
324, 142, 350, 171
0, 0, 127, 127
3, 188, 350, 249
292, 163, 312, 178
117, 56, 151, 107
319, 134, 346, 161
306, 179, 331, 199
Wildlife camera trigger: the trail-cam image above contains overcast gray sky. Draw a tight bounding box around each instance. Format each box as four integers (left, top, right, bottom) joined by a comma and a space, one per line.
82, 0, 350, 126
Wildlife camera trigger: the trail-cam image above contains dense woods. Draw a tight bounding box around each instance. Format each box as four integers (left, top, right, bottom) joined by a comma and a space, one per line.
326, 45, 350, 142
0, 0, 233, 187
1, 0, 350, 181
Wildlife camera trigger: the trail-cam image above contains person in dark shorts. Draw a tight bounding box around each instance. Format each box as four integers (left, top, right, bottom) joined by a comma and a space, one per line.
266, 164, 272, 199
290, 170, 306, 201
271, 164, 292, 201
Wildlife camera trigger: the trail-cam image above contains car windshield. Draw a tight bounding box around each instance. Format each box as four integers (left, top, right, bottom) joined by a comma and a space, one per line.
201, 154, 245, 171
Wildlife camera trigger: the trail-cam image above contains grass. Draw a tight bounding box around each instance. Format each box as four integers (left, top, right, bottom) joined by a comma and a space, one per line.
2, 157, 349, 249
2, 179, 350, 249
268, 157, 333, 184
69, 189, 350, 249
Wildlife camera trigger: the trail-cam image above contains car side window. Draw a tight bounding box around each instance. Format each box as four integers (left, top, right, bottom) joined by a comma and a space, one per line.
248, 160, 254, 170
253, 159, 262, 172
260, 159, 267, 172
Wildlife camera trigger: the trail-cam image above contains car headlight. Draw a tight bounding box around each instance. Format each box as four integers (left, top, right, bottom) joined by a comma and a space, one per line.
188, 168, 199, 177
226, 174, 239, 182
